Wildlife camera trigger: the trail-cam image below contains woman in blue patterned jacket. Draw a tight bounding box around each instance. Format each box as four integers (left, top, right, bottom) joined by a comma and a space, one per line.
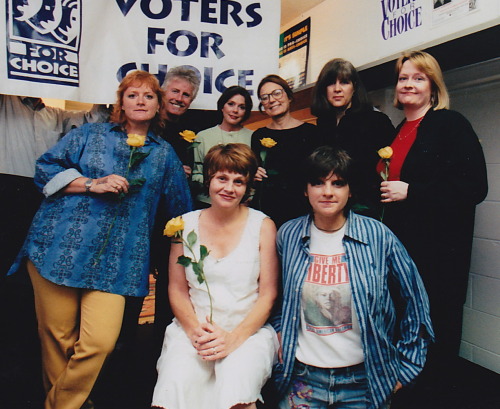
272, 146, 433, 409
8, 70, 192, 409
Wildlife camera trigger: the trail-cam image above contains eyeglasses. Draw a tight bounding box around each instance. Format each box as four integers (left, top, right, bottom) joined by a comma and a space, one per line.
259, 88, 285, 104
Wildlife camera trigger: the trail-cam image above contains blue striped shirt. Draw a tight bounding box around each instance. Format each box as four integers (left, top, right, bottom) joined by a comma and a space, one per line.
272, 211, 434, 409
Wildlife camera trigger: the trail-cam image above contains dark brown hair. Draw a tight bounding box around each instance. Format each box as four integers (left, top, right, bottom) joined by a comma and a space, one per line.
303, 146, 354, 215
311, 58, 371, 117
217, 86, 253, 124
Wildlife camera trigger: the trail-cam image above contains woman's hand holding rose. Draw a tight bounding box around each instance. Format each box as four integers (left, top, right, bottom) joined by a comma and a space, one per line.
91, 174, 129, 195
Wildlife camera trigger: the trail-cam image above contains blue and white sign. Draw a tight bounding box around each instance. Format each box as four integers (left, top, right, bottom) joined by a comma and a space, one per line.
6, 0, 82, 86
0, 0, 280, 108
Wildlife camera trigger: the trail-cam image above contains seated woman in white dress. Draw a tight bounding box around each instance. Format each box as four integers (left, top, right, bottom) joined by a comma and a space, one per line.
152, 143, 279, 409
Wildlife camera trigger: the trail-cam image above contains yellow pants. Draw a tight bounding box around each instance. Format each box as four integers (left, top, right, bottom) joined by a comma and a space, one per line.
27, 260, 125, 409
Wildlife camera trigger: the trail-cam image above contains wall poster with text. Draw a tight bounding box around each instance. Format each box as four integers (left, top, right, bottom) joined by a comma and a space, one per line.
279, 17, 310, 91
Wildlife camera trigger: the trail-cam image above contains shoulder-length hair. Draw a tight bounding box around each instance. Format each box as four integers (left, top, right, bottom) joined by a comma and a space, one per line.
203, 143, 258, 201
311, 58, 371, 118
110, 70, 166, 134
257, 74, 294, 113
217, 86, 253, 124
393, 51, 449, 110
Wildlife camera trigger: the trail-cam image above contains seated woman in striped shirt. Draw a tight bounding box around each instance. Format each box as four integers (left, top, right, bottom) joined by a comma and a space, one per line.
272, 146, 433, 409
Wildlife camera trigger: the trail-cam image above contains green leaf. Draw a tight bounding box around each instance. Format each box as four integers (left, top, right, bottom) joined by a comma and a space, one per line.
191, 262, 205, 284
186, 141, 201, 150
177, 255, 192, 267
129, 178, 146, 187
199, 245, 210, 260
351, 203, 370, 212
187, 230, 197, 248
130, 150, 151, 168
260, 150, 267, 164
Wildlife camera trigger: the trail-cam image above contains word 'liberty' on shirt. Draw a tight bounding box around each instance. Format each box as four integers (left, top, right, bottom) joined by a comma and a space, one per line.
307, 253, 348, 285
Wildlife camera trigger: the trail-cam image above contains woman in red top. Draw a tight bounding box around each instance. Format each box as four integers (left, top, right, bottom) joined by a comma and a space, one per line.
378, 51, 488, 394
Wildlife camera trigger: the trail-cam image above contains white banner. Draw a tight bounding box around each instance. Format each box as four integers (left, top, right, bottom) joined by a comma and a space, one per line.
282, 0, 499, 86
0, 0, 280, 108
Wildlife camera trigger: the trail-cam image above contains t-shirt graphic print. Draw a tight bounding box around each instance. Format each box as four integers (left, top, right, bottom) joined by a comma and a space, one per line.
296, 223, 364, 368
302, 252, 352, 335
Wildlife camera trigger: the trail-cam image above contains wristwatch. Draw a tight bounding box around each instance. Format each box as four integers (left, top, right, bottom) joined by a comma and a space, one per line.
84, 178, 93, 193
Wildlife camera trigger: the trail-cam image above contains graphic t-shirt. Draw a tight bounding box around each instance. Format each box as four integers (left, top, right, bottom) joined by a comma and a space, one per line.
296, 224, 364, 368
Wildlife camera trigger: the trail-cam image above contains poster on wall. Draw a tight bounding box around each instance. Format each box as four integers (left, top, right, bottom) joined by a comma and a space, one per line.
433, 0, 479, 25
279, 17, 310, 91
0, 0, 280, 108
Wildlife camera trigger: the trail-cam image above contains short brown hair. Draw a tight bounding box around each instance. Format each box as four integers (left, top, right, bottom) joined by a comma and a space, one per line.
394, 51, 449, 110
303, 146, 354, 215
257, 74, 294, 113
110, 70, 166, 133
203, 143, 258, 201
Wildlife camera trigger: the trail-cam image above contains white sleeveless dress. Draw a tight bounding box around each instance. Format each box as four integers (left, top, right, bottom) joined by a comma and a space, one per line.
152, 208, 278, 409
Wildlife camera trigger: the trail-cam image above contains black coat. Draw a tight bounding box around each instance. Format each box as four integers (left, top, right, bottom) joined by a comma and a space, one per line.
384, 109, 488, 354
317, 108, 395, 218
250, 123, 319, 228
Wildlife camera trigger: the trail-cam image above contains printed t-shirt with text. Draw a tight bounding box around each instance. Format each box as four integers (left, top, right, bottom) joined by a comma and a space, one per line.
296, 224, 364, 368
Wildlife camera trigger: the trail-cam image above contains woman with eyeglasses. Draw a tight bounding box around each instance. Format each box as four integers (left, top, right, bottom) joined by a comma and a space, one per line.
251, 75, 318, 227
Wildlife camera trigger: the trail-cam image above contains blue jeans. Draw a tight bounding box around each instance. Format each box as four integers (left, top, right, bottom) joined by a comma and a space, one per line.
278, 361, 379, 409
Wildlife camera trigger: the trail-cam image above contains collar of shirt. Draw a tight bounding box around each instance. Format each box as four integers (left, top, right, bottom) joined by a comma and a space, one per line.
21, 96, 45, 111
298, 211, 369, 247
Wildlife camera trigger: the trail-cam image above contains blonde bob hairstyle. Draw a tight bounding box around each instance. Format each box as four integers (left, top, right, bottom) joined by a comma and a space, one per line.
203, 143, 258, 202
110, 70, 166, 133
394, 51, 449, 110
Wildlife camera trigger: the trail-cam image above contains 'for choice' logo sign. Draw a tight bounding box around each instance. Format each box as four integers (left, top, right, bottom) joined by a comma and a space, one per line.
6, 0, 81, 86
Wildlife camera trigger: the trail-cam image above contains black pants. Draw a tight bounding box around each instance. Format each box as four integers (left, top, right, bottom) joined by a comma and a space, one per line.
0, 174, 43, 277
0, 174, 45, 406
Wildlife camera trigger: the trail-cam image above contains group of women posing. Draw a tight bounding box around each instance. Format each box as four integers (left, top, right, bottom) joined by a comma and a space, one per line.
8, 49, 487, 409
154, 49, 486, 409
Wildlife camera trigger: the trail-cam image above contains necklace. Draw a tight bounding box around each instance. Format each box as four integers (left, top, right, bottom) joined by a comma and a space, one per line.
397, 116, 424, 141
314, 222, 345, 233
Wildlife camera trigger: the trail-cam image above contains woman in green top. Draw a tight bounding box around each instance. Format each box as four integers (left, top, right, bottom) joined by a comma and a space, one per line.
192, 86, 253, 208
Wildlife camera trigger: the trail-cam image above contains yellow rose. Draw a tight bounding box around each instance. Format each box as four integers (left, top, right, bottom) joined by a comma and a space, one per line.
260, 137, 277, 148
126, 134, 146, 147
164, 216, 184, 237
179, 130, 197, 143
378, 146, 393, 159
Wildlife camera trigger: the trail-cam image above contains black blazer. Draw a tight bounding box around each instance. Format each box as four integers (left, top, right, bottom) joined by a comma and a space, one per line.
317, 107, 395, 218
384, 108, 488, 304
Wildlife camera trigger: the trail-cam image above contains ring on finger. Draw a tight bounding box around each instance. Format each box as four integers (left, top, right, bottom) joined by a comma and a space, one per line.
212, 347, 216, 355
